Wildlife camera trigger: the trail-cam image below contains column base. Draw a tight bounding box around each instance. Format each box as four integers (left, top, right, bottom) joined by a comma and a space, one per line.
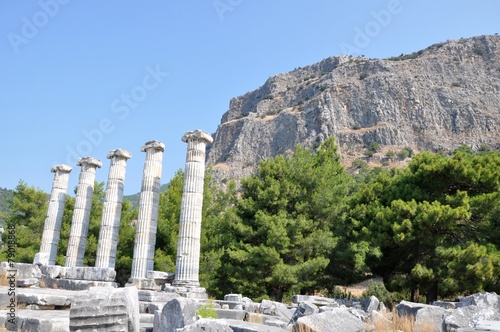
33, 253, 50, 266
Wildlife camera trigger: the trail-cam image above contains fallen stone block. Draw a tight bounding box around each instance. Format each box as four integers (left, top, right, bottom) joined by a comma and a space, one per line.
459, 292, 500, 310
224, 294, 243, 302
292, 294, 339, 307
474, 320, 500, 331
160, 297, 197, 332
178, 318, 233, 331
413, 306, 447, 332
294, 308, 365, 332
39, 265, 63, 279
289, 301, 319, 324
17, 278, 39, 288
224, 318, 287, 332
365, 295, 380, 313
259, 299, 293, 321
215, 308, 246, 320
69, 286, 139, 332
39, 276, 118, 290
138, 289, 180, 302
444, 304, 500, 331
61, 266, 116, 281
0, 286, 77, 309
145, 270, 174, 281
217, 300, 242, 309
0, 309, 69, 332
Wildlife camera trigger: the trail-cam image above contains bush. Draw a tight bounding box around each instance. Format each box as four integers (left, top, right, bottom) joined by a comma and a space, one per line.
473, 47, 485, 56
362, 281, 394, 308
359, 72, 369, 80
196, 301, 218, 318
397, 147, 413, 160
385, 150, 396, 160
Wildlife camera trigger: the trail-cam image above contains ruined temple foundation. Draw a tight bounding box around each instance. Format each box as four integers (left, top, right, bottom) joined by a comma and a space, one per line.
65, 157, 102, 268
33, 164, 72, 266
95, 149, 132, 269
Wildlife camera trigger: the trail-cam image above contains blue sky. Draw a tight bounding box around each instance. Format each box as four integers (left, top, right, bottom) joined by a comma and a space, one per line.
1, 0, 499, 195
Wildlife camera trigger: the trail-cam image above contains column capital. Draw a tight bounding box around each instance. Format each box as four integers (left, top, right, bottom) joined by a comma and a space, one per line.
77, 156, 103, 168
107, 149, 132, 160
51, 164, 72, 173
182, 130, 213, 144
141, 140, 165, 153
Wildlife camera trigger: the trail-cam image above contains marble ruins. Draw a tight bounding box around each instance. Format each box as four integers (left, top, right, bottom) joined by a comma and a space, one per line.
0, 130, 216, 331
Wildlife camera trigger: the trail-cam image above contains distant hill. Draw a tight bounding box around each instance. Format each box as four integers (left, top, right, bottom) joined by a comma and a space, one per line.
123, 183, 169, 209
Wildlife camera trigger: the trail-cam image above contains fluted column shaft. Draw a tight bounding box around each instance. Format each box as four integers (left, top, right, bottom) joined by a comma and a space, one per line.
95, 149, 132, 268
173, 130, 213, 287
65, 157, 102, 267
34, 164, 72, 265
130, 140, 164, 279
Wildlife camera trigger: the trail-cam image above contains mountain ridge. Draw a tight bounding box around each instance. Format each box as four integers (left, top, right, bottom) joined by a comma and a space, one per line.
206, 35, 500, 183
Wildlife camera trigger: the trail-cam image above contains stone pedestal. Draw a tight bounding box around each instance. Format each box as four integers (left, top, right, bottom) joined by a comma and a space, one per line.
173, 130, 213, 289
130, 141, 164, 279
34, 164, 72, 266
95, 149, 132, 269
65, 157, 102, 267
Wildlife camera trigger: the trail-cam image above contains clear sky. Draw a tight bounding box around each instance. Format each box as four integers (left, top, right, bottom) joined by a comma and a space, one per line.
1, 0, 499, 195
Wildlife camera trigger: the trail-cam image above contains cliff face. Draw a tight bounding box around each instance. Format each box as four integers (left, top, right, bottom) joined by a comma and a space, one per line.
206, 35, 500, 182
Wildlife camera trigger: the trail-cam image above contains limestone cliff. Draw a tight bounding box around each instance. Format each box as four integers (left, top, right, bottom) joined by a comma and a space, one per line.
206, 35, 500, 182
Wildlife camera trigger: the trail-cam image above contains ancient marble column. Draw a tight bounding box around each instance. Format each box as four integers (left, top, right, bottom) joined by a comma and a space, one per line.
173, 130, 213, 287
34, 164, 72, 265
95, 149, 132, 269
65, 157, 102, 267
130, 140, 164, 279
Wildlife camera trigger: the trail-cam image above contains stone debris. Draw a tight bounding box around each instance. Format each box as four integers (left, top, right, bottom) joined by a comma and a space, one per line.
294, 308, 366, 332
159, 297, 197, 332
69, 286, 139, 332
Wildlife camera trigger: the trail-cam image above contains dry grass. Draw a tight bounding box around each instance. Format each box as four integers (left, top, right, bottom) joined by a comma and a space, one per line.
365, 309, 436, 332
245, 312, 264, 324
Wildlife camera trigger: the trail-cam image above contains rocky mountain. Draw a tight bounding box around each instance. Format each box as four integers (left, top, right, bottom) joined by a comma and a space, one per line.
206, 35, 500, 183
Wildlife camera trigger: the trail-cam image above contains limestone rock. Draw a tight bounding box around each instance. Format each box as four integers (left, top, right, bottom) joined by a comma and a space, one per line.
206, 35, 500, 184
289, 301, 319, 324
224, 319, 287, 331
160, 297, 197, 332
224, 293, 243, 302
178, 318, 233, 332
294, 308, 365, 332
365, 295, 380, 313
291, 294, 339, 307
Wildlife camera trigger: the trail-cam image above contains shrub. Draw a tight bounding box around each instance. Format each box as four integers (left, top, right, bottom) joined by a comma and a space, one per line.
451, 82, 461, 87
359, 72, 369, 80
473, 47, 485, 56
352, 158, 369, 170
385, 150, 396, 159
196, 301, 218, 319
362, 281, 393, 308
263, 94, 274, 100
